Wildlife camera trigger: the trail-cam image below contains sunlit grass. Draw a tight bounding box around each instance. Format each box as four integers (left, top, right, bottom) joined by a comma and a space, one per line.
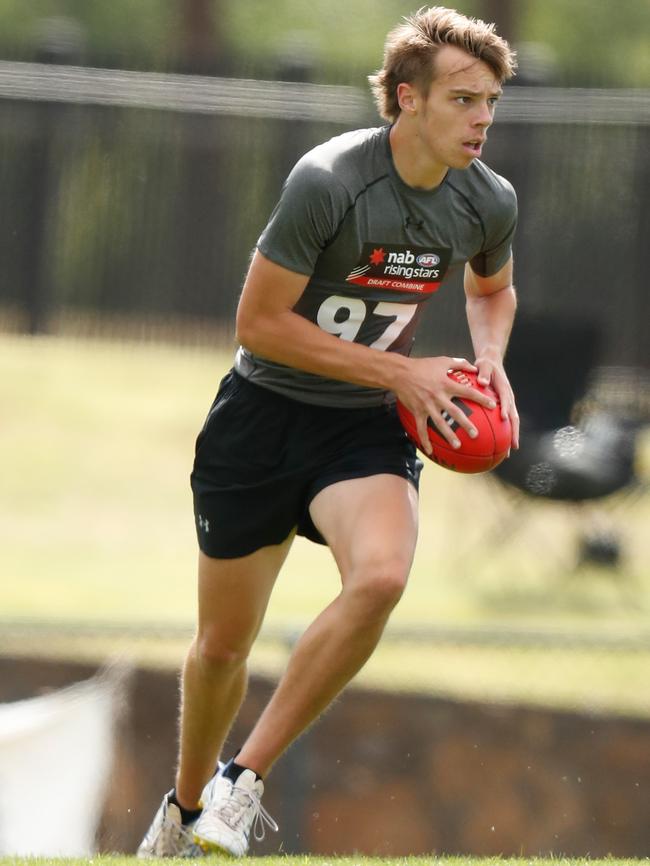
1, 858, 649, 866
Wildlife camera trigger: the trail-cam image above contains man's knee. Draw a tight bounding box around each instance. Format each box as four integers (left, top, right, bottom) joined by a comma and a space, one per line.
195, 628, 251, 673
344, 554, 410, 619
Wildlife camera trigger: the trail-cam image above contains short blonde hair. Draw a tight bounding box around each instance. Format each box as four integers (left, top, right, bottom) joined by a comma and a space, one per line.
369, 6, 517, 123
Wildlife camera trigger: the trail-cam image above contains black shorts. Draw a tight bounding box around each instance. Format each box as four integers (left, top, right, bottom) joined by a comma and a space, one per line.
190, 370, 422, 558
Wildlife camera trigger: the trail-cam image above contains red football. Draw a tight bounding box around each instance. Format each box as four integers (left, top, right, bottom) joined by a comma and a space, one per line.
396, 369, 511, 473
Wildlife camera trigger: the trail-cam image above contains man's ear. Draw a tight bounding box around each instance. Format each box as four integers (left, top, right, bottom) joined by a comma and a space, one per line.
396, 82, 418, 115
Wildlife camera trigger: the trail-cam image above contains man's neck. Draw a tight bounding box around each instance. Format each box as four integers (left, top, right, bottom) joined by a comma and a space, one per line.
388, 119, 448, 191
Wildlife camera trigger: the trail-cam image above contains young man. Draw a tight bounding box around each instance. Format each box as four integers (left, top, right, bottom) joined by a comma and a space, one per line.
138, 5, 519, 858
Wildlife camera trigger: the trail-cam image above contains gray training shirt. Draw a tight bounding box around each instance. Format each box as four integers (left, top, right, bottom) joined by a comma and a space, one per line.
235, 125, 517, 407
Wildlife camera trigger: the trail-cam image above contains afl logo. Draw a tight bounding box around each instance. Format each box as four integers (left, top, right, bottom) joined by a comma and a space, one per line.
416, 253, 440, 267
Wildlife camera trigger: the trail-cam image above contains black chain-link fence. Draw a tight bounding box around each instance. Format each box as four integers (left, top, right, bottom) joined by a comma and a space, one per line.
0, 63, 649, 378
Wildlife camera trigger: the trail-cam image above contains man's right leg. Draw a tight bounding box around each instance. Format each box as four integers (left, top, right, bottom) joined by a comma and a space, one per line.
175, 539, 293, 811
137, 537, 292, 857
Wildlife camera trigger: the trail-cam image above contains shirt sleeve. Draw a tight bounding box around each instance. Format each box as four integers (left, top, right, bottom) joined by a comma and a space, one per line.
257, 155, 352, 277
469, 177, 518, 277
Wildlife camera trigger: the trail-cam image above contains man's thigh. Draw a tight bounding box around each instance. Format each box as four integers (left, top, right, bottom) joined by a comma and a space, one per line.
308, 473, 419, 585
197, 536, 294, 647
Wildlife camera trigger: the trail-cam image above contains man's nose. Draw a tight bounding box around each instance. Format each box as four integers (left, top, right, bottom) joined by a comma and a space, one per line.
474, 101, 494, 127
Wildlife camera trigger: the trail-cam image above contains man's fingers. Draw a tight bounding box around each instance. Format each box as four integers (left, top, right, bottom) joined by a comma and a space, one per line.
510, 411, 520, 449
414, 408, 462, 452
455, 384, 496, 410
425, 407, 463, 449
429, 420, 460, 449
420, 393, 481, 450
441, 399, 479, 441
415, 415, 433, 455
495, 389, 520, 450
476, 363, 493, 387
449, 357, 477, 373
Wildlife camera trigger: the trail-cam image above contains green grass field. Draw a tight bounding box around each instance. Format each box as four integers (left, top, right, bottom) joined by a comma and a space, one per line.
1, 857, 648, 866
1, 331, 650, 716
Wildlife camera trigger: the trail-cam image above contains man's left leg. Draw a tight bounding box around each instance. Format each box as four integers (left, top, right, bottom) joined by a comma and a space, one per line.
235, 472, 419, 776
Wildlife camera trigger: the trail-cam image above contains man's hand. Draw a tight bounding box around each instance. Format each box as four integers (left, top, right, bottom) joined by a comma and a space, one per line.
393, 355, 497, 455
475, 353, 519, 450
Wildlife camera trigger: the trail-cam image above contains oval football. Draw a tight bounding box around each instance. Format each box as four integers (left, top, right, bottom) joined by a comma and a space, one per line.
426, 441, 504, 473
396, 370, 511, 474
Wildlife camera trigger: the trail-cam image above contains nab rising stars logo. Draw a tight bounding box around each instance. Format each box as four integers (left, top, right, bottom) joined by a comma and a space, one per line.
346, 243, 450, 294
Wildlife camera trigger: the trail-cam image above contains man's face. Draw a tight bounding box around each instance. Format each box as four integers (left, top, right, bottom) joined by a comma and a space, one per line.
408, 44, 503, 170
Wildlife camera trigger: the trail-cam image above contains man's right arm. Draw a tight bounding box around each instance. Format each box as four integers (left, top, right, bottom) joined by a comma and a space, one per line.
236, 251, 495, 453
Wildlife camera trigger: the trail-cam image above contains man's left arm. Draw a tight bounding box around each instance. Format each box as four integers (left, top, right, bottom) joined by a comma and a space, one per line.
464, 255, 519, 449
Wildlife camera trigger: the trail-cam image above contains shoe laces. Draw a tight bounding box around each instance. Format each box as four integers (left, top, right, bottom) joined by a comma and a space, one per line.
219, 783, 279, 842
160, 813, 201, 855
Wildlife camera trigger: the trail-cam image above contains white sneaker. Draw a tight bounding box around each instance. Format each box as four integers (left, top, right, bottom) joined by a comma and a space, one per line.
137, 791, 204, 858
193, 768, 278, 856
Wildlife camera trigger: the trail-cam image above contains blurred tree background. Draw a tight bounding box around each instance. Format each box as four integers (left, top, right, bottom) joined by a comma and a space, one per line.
0, 0, 648, 86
